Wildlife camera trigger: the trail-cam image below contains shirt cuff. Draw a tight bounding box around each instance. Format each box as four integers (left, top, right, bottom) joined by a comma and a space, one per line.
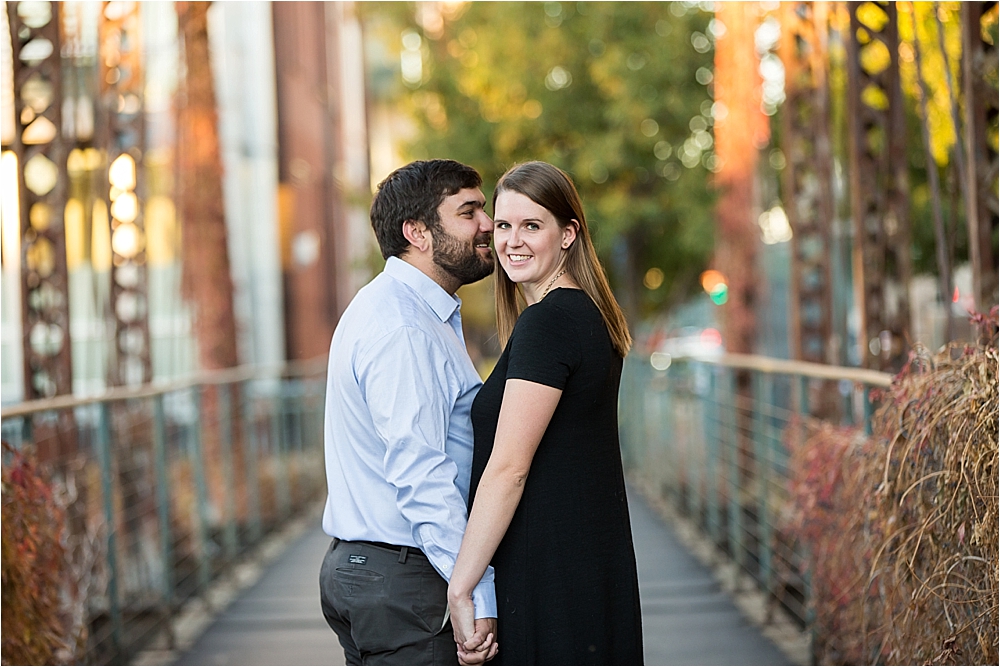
471, 568, 497, 619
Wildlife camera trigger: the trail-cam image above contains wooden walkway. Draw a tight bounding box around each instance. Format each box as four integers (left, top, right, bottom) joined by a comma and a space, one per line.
168, 488, 795, 666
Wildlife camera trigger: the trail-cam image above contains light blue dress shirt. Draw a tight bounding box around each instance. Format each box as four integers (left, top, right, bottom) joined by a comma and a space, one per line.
322, 256, 497, 618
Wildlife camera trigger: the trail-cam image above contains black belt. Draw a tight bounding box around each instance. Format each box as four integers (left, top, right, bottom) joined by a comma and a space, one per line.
359, 540, 415, 554
335, 538, 424, 557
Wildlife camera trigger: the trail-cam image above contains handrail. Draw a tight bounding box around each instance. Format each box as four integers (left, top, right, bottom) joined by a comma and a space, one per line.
1, 357, 328, 419
621, 351, 893, 642
666, 352, 894, 387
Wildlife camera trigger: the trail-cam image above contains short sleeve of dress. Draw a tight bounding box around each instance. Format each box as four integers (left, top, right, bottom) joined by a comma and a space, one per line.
506, 299, 581, 390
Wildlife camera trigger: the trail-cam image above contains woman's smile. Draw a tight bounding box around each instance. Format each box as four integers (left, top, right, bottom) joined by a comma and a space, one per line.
493, 191, 576, 301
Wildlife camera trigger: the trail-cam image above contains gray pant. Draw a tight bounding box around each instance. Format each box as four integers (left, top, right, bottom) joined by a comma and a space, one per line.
320, 539, 458, 666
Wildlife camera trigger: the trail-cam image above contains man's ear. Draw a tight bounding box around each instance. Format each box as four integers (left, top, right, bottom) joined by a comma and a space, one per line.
402, 219, 432, 253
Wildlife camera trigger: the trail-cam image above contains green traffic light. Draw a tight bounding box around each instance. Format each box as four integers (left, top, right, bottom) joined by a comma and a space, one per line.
709, 284, 728, 305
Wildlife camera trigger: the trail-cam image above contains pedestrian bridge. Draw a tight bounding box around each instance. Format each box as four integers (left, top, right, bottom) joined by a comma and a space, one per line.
164, 487, 796, 666
3, 353, 885, 665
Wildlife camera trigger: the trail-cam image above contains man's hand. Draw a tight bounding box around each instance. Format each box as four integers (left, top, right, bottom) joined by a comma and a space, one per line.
457, 617, 497, 665
448, 586, 497, 665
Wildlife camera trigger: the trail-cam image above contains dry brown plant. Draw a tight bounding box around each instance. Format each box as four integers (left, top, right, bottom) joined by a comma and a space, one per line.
785, 420, 874, 663
786, 310, 998, 665
865, 316, 998, 665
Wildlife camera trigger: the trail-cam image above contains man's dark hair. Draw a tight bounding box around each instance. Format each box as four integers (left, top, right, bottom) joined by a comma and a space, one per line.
370, 160, 482, 259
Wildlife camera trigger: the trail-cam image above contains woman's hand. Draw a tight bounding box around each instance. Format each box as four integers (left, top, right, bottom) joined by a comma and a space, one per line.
449, 587, 497, 665
448, 587, 477, 649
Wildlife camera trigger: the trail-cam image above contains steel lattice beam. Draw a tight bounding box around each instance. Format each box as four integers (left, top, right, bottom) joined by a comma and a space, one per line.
99, 1, 151, 386
780, 2, 836, 366
845, 1, 912, 371
8, 2, 74, 399
962, 2, 999, 309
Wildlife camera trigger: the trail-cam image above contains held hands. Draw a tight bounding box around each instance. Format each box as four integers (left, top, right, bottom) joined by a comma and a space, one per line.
457, 618, 497, 665
448, 588, 498, 665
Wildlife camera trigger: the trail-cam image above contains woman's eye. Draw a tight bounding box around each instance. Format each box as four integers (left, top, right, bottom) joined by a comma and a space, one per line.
526, 223, 539, 230
495, 222, 510, 229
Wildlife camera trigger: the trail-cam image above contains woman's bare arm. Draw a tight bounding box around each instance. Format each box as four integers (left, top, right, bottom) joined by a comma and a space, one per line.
448, 378, 562, 649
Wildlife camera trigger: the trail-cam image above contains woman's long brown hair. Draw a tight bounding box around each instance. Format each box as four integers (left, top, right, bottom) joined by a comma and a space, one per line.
492, 162, 632, 357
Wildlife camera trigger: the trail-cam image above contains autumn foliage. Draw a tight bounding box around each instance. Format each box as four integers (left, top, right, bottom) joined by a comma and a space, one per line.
1, 443, 76, 665
785, 421, 873, 663
786, 309, 999, 665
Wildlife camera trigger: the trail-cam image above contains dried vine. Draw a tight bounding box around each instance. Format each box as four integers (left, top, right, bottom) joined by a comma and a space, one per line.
786, 309, 998, 665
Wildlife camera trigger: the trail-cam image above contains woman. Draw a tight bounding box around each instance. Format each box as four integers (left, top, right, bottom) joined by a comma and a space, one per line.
449, 162, 643, 665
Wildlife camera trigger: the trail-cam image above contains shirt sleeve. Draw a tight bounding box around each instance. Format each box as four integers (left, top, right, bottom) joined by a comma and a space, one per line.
358, 327, 497, 618
506, 301, 582, 389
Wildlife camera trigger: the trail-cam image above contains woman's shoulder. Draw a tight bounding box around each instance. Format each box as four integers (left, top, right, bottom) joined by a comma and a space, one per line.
504, 290, 590, 380
512, 288, 601, 339
546, 286, 595, 306
541, 288, 601, 322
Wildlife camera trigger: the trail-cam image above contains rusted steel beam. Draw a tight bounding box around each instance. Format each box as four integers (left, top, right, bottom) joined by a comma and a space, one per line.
962, 2, 999, 310
99, 0, 152, 386
176, 1, 239, 372
780, 2, 836, 366
845, 1, 912, 371
272, 2, 344, 360
714, 1, 766, 357
713, 2, 766, 565
7, 2, 74, 398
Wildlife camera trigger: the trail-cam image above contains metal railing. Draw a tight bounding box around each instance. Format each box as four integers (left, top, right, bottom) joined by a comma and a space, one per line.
620, 352, 892, 634
1, 359, 328, 665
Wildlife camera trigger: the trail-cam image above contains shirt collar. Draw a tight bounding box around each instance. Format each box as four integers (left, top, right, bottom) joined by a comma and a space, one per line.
384, 256, 461, 323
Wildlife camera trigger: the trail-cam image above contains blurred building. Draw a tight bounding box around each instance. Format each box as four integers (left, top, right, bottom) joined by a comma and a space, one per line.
1, 1, 375, 405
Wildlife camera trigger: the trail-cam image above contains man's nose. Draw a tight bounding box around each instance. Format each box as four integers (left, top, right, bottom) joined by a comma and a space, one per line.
477, 211, 493, 233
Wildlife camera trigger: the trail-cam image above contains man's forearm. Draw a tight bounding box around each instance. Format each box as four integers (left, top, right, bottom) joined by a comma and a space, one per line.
415, 520, 497, 617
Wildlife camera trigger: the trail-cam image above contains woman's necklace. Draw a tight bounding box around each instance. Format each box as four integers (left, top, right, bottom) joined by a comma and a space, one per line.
541, 269, 567, 299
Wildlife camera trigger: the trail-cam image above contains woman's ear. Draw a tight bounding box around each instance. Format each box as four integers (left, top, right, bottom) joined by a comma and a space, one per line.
562, 220, 580, 249
402, 219, 431, 253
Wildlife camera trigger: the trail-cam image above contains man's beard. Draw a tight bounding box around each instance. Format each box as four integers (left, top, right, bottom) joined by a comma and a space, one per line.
431, 228, 495, 285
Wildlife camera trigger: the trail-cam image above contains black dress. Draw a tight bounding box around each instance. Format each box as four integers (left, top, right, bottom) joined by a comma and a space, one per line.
469, 288, 643, 665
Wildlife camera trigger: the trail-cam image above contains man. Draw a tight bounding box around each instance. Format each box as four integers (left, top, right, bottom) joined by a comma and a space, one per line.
320, 160, 499, 666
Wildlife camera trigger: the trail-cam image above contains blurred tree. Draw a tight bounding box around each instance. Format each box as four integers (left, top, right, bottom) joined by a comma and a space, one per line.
364, 1, 718, 321
897, 1, 969, 278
